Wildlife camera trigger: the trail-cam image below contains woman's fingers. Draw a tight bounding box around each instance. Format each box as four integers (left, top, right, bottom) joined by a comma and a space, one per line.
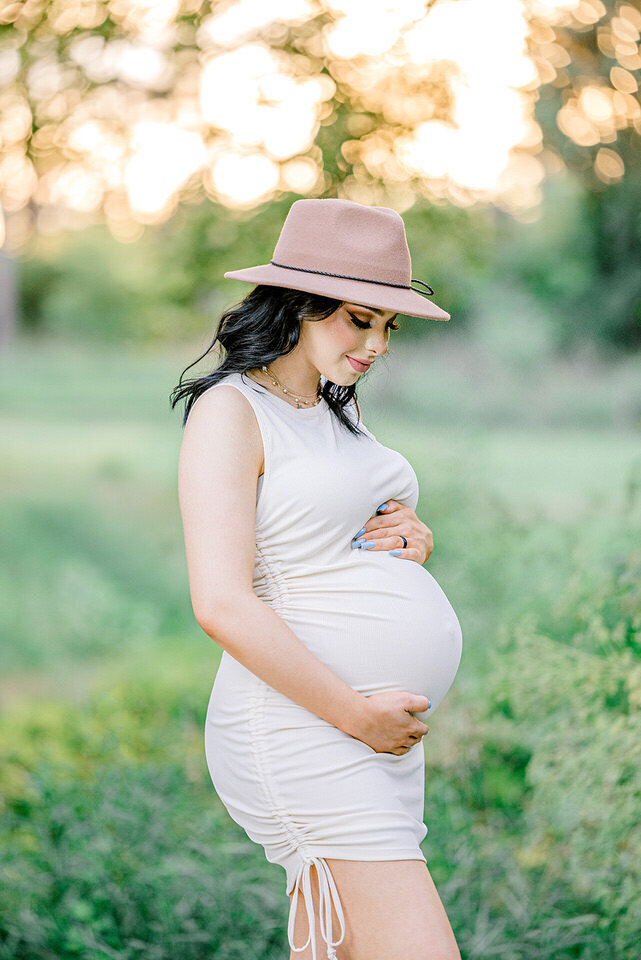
351, 533, 409, 552
351, 533, 418, 560
353, 527, 433, 563
349, 500, 431, 562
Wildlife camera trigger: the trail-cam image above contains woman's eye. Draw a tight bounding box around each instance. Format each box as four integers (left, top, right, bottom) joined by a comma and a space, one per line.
348, 312, 400, 332
348, 313, 369, 329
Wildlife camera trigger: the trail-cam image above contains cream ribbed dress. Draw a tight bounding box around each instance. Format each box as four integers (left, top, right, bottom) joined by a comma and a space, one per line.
195, 371, 463, 959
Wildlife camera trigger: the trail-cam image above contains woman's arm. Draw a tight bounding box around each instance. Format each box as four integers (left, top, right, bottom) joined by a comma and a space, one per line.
178, 385, 369, 737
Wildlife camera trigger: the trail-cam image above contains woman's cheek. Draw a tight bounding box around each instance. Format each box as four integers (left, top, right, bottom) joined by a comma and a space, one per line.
334, 322, 360, 353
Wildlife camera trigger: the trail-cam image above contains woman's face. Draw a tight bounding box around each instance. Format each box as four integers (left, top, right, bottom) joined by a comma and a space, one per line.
302, 301, 400, 386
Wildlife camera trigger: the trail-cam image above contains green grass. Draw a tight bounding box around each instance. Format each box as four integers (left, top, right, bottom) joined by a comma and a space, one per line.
1, 331, 640, 958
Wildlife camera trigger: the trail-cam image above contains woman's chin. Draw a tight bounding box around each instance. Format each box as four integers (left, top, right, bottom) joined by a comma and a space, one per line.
323, 371, 357, 387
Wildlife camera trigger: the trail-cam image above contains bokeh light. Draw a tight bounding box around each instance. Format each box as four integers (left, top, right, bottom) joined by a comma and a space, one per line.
0, 0, 639, 245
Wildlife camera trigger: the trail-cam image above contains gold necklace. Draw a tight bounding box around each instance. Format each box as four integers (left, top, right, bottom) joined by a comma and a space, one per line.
260, 365, 322, 409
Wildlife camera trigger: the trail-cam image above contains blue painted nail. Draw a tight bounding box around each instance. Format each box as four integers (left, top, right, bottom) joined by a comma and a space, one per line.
354, 536, 365, 546
352, 527, 366, 540
377, 502, 388, 512
428, 700, 432, 708
351, 540, 361, 549
362, 541, 374, 549
389, 549, 402, 556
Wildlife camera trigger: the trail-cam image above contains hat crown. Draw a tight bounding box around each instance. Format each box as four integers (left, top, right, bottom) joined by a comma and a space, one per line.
272, 198, 412, 288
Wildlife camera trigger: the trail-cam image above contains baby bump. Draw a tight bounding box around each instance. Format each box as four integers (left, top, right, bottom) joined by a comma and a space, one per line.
280, 552, 463, 720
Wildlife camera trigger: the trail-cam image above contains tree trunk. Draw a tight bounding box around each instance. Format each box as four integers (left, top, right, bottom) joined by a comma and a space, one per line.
0, 250, 17, 352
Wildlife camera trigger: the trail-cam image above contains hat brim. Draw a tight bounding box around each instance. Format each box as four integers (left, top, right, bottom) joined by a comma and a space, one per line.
223, 263, 450, 321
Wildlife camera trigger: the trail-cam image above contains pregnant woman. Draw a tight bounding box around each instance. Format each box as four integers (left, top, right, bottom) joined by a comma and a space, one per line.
175, 198, 463, 960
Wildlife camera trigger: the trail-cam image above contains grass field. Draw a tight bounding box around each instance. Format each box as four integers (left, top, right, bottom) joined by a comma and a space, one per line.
1, 331, 640, 959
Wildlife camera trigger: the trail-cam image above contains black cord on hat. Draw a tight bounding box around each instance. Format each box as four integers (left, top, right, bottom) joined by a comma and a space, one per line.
269, 260, 435, 298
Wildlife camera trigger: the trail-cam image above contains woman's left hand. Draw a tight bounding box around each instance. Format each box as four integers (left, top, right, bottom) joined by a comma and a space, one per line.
351, 500, 433, 563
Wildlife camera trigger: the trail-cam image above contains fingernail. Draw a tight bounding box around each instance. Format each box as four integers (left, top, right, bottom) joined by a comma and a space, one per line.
389, 549, 402, 556
377, 502, 388, 512
354, 536, 365, 546
352, 527, 366, 540
428, 700, 431, 708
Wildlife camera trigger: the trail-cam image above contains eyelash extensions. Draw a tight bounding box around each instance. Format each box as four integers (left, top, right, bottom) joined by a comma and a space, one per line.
348, 311, 400, 332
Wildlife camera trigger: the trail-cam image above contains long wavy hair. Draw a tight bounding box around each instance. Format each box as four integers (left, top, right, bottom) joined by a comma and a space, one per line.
169, 284, 372, 438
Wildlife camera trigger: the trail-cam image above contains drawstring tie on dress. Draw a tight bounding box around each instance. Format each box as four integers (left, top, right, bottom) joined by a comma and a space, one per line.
288, 856, 346, 960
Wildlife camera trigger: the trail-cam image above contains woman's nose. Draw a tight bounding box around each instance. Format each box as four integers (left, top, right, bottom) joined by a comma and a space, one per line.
365, 332, 389, 356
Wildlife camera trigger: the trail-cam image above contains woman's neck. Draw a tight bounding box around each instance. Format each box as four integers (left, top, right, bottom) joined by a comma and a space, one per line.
245, 366, 321, 408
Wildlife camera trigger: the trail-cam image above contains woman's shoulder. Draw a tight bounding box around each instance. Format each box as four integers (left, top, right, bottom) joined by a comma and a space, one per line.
186, 372, 252, 413
182, 375, 265, 473
184, 374, 262, 434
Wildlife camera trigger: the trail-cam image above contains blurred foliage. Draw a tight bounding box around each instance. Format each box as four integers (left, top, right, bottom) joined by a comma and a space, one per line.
0, 670, 288, 960
0, 499, 185, 673
529, 0, 641, 190
15, 193, 487, 346
0, 0, 639, 249
493, 170, 641, 351
485, 548, 641, 957
14, 167, 641, 352
2, 0, 640, 351
0, 0, 489, 245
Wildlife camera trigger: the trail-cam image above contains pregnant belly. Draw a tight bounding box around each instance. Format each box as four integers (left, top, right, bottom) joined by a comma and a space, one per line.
271, 550, 463, 721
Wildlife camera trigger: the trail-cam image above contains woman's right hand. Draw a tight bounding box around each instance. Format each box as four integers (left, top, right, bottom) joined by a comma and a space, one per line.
348, 691, 430, 755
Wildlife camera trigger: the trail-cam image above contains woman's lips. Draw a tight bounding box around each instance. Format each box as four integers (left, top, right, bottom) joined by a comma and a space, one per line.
347, 356, 372, 372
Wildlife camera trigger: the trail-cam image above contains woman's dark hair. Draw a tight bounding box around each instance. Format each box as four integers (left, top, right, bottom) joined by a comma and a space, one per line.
169, 284, 372, 438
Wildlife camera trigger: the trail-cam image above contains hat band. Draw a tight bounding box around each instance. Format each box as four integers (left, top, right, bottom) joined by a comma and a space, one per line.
270, 260, 434, 297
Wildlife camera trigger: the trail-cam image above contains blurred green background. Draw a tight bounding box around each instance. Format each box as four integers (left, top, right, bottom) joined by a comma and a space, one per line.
2, 1, 641, 957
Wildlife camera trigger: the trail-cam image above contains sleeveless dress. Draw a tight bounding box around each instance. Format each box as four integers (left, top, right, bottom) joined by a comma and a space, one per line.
195, 370, 463, 960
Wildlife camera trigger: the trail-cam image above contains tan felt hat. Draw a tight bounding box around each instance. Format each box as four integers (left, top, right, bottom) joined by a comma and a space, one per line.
224, 197, 450, 321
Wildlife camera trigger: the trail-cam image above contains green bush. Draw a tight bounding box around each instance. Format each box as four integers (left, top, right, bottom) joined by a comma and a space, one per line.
484, 548, 641, 955
1, 673, 619, 960
0, 674, 286, 960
